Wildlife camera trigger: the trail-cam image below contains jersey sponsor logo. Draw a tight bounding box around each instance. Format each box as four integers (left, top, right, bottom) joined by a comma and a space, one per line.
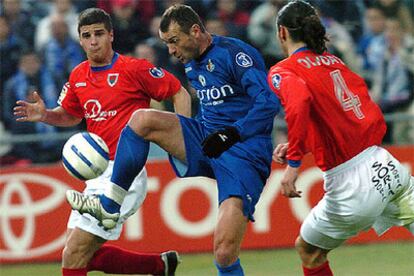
84, 99, 117, 121
206, 59, 215, 72
185, 66, 192, 73
107, 73, 119, 87
235, 52, 253, 68
149, 67, 165, 78
196, 84, 234, 106
75, 82, 87, 88
198, 75, 207, 87
371, 160, 402, 202
271, 74, 282, 90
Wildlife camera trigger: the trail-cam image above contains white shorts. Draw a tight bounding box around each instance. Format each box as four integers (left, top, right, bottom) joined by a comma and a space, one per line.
67, 161, 147, 240
301, 146, 414, 249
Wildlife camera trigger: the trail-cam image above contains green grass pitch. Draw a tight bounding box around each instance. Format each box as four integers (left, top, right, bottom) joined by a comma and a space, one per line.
1, 242, 413, 275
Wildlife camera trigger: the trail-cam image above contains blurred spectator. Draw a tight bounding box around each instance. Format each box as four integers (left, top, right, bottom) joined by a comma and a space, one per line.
370, 18, 414, 143
312, 0, 365, 42
0, 16, 24, 108
3, 51, 63, 163
319, 9, 362, 74
358, 5, 387, 86
1, 0, 36, 46
71, 0, 97, 12
212, 0, 249, 40
144, 15, 170, 66
41, 14, 84, 89
155, 0, 207, 19
374, 0, 414, 36
35, 0, 79, 51
247, 0, 287, 68
22, 0, 51, 25
97, 0, 155, 26
134, 42, 158, 65
111, 0, 150, 54
206, 15, 229, 36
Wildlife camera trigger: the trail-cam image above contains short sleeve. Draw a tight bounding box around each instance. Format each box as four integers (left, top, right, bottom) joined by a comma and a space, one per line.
135, 60, 181, 101
58, 82, 83, 118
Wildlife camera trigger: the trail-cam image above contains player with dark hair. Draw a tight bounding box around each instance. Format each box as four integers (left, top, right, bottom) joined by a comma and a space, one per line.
268, 1, 414, 275
65, 4, 280, 275
14, 7, 188, 276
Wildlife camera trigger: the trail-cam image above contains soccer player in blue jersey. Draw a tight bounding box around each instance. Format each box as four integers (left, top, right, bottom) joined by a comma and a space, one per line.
66, 4, 280, 275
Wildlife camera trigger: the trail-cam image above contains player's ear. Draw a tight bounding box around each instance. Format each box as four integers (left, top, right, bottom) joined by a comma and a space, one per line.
190, 24, 201, 37
278, 25, 288, 42
109, 30, 114, 42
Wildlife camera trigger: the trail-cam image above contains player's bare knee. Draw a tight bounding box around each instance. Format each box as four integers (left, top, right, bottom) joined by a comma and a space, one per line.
214, 239, 238, 267
295, 236, 326, 266
129, 109, 155, 137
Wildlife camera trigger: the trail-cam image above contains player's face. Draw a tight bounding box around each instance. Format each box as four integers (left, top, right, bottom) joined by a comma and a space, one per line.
79, 23, 114, 66
159, 22, 201, 63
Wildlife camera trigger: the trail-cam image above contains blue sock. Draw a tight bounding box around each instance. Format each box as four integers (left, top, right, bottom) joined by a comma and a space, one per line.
215, 259, 244, 276
100, 195, 120, 213
100, 125, 149, 214
111, 125, 150, 189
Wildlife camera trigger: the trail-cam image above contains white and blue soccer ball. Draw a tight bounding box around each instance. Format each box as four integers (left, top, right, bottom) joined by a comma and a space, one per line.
62, 132, 109, 180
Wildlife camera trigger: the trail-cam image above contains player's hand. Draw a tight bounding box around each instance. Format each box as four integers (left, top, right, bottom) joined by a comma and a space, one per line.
13, 91, 46, 122
201, 126, 241, 158
273, 143, 288, 164
280, 166, 302, 198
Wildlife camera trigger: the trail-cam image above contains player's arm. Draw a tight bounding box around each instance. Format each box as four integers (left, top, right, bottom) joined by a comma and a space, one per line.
14, 91, 82, 127
171, 86, 191, 117
227, 50, 280, 140
268, 68, 312, 168
136, 60, 191, 117
201, 50, 280, 158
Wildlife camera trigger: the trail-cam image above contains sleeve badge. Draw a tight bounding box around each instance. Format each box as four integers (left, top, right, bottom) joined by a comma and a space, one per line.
149, 67, 165, 78
271, 74, 282, 90
235, 52, 253, 67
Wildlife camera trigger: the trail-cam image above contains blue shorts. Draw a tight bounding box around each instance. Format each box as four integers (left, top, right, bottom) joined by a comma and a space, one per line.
169, 115, 273, 221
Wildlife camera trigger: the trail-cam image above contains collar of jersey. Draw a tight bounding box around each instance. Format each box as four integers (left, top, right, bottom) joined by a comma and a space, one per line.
292, 46, 309, 55
91, 52, 119, 72
194, 35, 216, 62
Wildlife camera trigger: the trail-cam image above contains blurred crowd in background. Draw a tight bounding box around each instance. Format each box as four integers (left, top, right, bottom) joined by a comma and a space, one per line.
1, 0, 413, 166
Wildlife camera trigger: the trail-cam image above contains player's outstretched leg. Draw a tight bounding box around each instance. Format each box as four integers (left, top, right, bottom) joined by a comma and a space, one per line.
66, 124, 150, 228
84, 244, 181, 275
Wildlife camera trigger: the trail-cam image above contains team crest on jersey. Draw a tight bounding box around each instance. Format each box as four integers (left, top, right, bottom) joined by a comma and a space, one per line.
236, 52, 253, 68
198, 75, 206, 86
107, 73, 119, 87
206, 59, 215, 72
149, 67, 165, 78
271, 74, 282, 90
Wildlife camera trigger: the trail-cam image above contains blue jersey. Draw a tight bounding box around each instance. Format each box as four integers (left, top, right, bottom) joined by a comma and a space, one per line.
185, 35, 280, 140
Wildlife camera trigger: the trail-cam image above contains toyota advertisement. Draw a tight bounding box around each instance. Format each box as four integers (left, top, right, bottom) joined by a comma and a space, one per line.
1, 146, 413, 264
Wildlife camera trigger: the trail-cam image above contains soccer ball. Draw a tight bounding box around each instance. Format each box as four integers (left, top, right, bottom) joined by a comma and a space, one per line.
62, 132, 109, 180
